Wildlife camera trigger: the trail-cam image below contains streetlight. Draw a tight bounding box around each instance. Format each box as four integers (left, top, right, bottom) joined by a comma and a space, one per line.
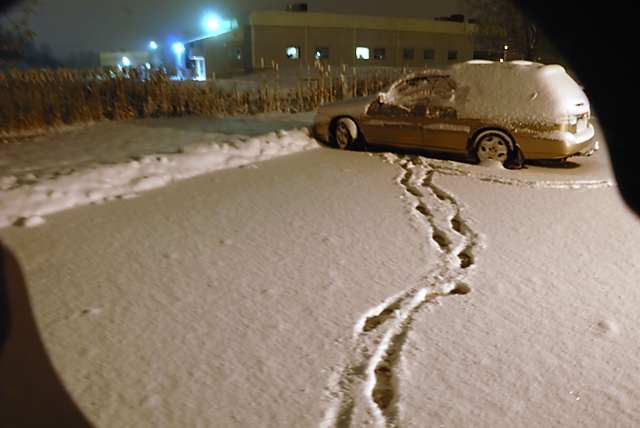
207, 17, 219, 31
173, 43, 185, 79
150, 41, 157, 49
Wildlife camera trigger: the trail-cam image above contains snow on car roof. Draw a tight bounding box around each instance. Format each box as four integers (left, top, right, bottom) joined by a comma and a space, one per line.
447, 61, 590, 124
385, 61, 590, 126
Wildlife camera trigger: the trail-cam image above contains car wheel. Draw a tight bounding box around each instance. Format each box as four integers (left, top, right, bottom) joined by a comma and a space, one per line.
474, 130, 518, 166
335, 118, 359, 150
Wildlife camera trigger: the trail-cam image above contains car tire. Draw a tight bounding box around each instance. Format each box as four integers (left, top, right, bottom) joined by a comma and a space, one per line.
335, 118, 360, 150
473, 130, 522, 168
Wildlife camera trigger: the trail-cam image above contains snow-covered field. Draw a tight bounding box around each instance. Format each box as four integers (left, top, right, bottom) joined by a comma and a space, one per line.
2, 112, 640, 427
0, 113, 318, 228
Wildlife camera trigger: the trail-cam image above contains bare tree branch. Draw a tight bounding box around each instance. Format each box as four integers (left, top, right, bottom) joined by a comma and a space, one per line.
463, 0, 541, 60
0, 0, 38, 53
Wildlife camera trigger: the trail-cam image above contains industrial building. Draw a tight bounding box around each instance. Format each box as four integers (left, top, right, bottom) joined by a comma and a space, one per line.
183, 10, 498, 80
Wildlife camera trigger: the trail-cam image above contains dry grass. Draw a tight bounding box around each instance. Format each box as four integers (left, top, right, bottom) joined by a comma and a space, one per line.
0, 63, 407, 136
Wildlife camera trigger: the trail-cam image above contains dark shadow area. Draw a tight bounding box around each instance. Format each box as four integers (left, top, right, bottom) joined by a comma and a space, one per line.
513, 0, 639, 216
0, 244, 92, 428
359, 143, 476, 165
525, 159, 581, 169
330, 142, 588, 171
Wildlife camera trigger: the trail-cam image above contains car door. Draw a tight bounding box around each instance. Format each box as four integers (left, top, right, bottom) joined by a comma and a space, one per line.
362, 76, 432, 147
422, 76, 472, 153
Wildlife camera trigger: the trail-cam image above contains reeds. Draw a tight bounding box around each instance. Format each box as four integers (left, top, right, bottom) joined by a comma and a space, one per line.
0, 63, 405, 136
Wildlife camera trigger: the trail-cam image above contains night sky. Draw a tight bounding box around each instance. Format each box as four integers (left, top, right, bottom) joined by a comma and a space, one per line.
17, 0, 463, 57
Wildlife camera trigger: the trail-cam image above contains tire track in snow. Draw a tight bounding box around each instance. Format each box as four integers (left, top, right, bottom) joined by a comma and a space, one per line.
320, 154, 480, 428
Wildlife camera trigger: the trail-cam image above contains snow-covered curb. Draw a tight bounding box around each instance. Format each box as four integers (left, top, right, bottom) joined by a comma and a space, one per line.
0, 127, 319, 228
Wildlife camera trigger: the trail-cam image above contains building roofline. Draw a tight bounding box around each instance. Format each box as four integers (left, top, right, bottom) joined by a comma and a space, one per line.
239, 10, 481, 35
184, 10, 503, 44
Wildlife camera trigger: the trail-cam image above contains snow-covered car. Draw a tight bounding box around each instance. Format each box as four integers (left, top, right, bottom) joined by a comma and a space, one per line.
313, 60, 597, 167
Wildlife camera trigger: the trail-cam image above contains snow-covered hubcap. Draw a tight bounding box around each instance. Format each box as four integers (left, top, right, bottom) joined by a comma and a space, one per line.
477, 134, 509, 162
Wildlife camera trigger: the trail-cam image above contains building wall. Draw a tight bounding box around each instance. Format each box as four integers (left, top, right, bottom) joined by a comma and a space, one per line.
193, 11, 483, 78
252, 25, 308, 68
250, 25, 475, 71
307, 27, 353, 66
187, 29, 245, 79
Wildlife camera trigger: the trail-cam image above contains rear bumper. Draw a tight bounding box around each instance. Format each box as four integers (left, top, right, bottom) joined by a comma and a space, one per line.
574, 139, 599, 157
518, 123, 596, 159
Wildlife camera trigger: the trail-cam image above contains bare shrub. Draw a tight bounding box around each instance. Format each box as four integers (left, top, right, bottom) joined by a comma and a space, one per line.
0, 63, 404, 136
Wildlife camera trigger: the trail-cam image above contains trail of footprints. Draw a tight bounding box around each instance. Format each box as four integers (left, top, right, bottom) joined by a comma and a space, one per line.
322, 155, 480, 428
400, 163, 477, 271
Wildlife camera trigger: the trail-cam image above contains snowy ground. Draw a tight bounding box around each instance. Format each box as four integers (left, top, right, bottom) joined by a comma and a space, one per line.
2, 113, 640, 427
0, 113, 317, 228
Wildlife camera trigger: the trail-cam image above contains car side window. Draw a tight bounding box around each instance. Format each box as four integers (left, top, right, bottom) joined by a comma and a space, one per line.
367, 101, 425, 117
367, 76, 433, 117
393, 77, 432, 110
426, 77, 457, 118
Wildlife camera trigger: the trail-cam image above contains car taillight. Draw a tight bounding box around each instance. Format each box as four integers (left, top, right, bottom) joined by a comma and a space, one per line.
558, 113, 589, 133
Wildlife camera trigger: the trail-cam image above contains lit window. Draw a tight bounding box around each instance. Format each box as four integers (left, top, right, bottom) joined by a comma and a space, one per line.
356, 47, 370, 60
424, 49, 435, 60
286, 46, 300, 59
315, 47, 329, 59
373, 48, 386, 60
448, 50, 458, 60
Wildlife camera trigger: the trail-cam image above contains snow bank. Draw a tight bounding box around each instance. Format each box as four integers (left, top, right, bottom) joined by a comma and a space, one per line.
0, 114, 319, 228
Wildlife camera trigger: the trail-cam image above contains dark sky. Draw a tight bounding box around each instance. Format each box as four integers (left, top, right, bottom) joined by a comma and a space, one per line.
17, 0, 464, 57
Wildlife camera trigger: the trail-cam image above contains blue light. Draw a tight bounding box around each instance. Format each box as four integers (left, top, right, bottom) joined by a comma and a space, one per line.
122, 57, 131, 66
203, 11, 229, 35
207, 17, 219, 31
150, 41, 157, 49
173, 43, 184, 55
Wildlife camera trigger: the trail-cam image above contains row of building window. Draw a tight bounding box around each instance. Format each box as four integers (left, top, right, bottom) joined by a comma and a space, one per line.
285, 46, 458, 61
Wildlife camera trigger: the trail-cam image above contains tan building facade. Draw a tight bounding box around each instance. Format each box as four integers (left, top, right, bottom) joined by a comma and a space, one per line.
185, 11, 488, 79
